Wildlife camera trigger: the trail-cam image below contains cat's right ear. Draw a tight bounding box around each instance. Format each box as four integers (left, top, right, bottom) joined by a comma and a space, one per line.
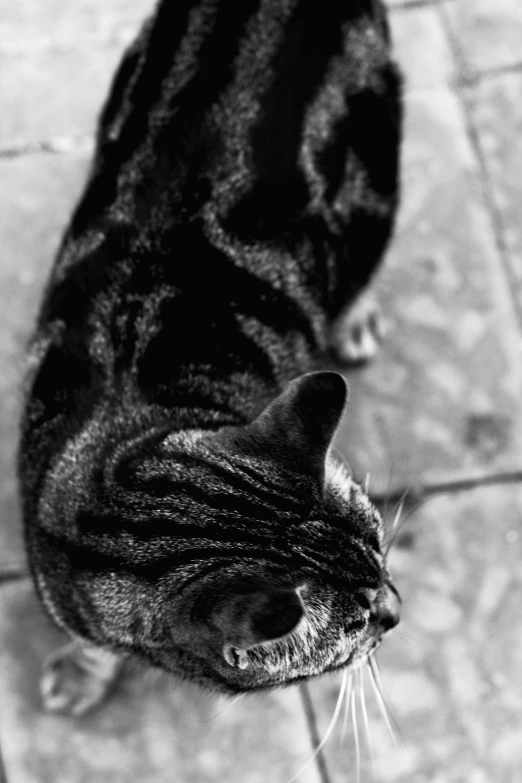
229, 371, 347, 481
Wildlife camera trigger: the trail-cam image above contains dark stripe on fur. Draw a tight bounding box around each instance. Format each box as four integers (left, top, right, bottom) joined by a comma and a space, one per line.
38, 526, 380, 593
223, 1, 353, 237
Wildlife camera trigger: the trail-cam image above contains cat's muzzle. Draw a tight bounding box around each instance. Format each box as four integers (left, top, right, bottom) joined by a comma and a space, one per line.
369, 582, 401, 633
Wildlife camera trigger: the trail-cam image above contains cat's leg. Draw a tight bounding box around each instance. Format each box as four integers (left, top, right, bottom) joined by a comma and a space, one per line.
40, 639, 125, 716
328, 289, 386, 365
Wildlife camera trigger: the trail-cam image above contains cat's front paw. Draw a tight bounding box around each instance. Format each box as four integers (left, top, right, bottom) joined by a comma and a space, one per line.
40, 641, 123, 716
329, 293, 386, 365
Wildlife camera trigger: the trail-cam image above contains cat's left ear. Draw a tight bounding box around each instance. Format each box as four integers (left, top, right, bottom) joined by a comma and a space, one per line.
210, 582, 306, 670
238, 371, 347, 479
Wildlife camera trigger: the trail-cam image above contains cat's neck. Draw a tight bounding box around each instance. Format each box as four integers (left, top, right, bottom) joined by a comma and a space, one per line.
114, 365, 282, 435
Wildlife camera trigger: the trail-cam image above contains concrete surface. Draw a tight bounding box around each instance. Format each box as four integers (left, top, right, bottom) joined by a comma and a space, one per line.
1, 0, 521, 781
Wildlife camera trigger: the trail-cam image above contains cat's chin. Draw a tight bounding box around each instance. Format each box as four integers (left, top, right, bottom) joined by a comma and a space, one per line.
212, 656, 376, 695
201, 637, 380, 694
214, 622, 388, 691
330, 638, 381, 673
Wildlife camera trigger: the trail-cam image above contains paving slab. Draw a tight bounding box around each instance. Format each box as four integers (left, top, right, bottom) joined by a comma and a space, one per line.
0, 0, 156, 148
2, 1, 522, 782
389, 3, 454, 92
442, 0, 522, 74
334, 83, 522, 492
0, 580, 321, 783
306, 483, 522, 783
0, 153, 90, 572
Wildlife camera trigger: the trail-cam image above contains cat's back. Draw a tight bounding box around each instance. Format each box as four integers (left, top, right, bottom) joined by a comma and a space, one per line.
20, 0, 400, 497
59, 0, 396, 254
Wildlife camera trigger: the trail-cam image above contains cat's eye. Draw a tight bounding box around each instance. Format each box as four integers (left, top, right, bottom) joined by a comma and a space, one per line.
353, 592, 372, 611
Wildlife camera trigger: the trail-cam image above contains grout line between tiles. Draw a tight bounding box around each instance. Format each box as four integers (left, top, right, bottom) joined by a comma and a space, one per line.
0, 569, 29, 586
389, 0, 456, 12
461, 59, 522, 85
0, 136, 94, 159
437, 4, 522, 336
299, 684, 334, 783
0, 743, 7, 783
369, 468, 522, 507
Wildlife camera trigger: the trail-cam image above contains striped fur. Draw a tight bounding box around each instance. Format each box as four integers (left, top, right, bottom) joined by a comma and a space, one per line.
19, 0, 402, 694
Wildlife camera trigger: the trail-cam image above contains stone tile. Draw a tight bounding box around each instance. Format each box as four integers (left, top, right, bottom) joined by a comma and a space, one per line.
443, 0, 522, 74
333, 85, 522, 492
465, 72, 522, 316
0, 1, 153, 148
389, 4, 455, 91
0, 39, 134, 146
0, 580, 320, 783
0, 153, 90, 571
306, 484, 522, 783
0, 0, 150, 46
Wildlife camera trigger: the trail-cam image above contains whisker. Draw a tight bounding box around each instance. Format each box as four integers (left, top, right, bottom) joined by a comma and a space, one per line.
384, 492, 410, 555
340, 672, 354, 745
368, 659, 396, 745
286, 671, 348, 783
360, 666, 374, 781
382, 490, 444, 555
392, 629, 418, 646
364, 472, 371, 494
351, 675, 361, 783
383, 506, 420, 557
368, 657, 401, 747
391, 496, 406, 531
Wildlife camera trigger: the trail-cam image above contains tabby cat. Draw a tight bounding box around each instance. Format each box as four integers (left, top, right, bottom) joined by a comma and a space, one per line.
19, 0, 402, 716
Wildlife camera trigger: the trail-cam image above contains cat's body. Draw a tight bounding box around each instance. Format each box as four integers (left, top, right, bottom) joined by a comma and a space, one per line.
19, 0, 402, 714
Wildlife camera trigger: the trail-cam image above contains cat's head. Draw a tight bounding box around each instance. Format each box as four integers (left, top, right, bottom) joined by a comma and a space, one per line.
122, 371, 400, 692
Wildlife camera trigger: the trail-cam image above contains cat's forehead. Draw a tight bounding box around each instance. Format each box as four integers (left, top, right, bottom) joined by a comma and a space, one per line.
157, 429, 381, 536
160, 427, 302, 483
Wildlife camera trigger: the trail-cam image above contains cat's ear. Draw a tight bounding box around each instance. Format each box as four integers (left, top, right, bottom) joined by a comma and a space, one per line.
211, 583, 305, 669
238, 371, 347, 477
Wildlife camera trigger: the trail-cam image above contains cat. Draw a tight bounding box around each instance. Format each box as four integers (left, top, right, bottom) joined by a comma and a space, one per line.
18, 0, 402, 716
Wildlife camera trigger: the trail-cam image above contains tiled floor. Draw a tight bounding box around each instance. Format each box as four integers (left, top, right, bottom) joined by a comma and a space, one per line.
1, 1, 521, 781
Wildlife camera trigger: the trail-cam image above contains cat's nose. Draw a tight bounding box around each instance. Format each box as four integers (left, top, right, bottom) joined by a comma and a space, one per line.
371, 583, 401, 631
